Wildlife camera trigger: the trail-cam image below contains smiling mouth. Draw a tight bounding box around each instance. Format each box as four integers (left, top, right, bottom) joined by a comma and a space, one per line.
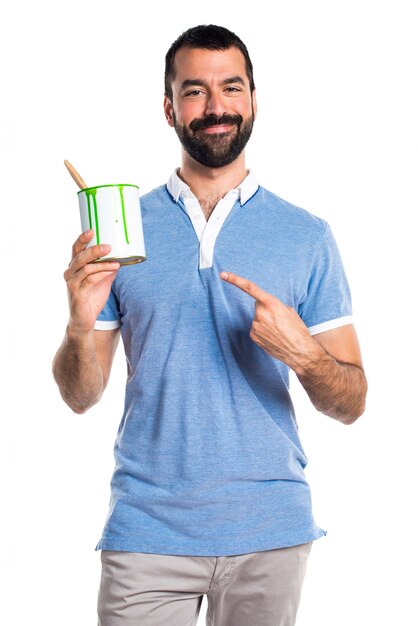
199, 124, 235, 134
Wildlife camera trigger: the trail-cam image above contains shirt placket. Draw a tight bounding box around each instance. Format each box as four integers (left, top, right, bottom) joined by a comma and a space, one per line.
182, 190, 240, 270
199, 192, 239, 269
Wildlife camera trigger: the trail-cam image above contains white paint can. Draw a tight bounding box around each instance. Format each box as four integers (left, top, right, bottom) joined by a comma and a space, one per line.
78, 184, 146, 266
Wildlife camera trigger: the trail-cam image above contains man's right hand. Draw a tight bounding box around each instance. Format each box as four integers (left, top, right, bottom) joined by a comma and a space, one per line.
64, 230, 120, 335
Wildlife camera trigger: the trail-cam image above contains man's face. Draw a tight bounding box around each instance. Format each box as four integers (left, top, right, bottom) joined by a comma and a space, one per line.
164, 46, 257, 168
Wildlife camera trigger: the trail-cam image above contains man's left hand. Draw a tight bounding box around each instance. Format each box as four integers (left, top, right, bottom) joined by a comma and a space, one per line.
220, 271, 320, 371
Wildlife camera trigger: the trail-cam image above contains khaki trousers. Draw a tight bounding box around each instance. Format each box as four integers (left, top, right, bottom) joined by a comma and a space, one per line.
97, 542, 312, 626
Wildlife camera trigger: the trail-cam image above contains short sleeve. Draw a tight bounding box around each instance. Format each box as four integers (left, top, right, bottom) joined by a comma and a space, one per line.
298, 223, 353, 336
94, 286, 121, 331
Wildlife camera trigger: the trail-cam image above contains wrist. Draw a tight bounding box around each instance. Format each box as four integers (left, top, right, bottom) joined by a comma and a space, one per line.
292, 336, 329, 378
66, 322, 95, 343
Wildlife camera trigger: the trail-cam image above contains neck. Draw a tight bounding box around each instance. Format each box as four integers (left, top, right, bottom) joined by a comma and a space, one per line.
178, 153, 248, 219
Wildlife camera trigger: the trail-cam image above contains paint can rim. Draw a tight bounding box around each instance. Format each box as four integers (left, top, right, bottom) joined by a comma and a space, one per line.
77, 184, 139, 194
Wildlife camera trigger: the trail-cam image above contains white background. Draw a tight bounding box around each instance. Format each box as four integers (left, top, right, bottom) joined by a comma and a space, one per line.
2, 1, 417, 624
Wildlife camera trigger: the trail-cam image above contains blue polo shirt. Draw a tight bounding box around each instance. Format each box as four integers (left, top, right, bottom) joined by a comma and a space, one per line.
94, 171, 352, 556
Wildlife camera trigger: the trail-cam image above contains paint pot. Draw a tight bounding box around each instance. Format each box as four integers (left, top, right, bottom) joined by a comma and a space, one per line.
78, 184, 146, 266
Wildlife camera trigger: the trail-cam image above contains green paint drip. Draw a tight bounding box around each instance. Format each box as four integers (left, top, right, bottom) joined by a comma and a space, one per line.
86, 189, 100, 244
86, 192, 93, 230
118, 185, 130, 244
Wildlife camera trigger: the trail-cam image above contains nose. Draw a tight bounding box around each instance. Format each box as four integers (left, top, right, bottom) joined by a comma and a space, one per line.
204, 90, 226, 117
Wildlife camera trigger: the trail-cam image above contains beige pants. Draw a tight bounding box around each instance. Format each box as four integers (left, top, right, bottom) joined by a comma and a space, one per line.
97, 542, 312, 626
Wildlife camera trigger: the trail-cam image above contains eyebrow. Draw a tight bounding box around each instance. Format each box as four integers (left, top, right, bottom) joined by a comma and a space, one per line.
180, 76, 246, 90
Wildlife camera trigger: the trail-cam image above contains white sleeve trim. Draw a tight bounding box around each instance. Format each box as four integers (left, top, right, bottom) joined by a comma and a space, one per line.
94, 319, 121, 330
308, 315, 353, 336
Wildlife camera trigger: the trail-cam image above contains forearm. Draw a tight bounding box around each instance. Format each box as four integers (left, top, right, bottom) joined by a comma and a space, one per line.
294, 342, 367, 425
52, 326, 104, 414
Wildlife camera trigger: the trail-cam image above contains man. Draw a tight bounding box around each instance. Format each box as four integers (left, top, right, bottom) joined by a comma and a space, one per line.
53, 24, 367, 626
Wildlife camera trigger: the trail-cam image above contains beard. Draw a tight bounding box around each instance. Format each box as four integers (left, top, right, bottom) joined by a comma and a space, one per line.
172, 110, 254, 168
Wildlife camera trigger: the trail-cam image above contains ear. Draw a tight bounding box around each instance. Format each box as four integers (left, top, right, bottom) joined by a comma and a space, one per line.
164, 95, 175, 127
251, 88, 257, 121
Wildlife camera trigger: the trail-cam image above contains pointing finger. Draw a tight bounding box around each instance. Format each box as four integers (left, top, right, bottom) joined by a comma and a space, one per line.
220, 271, 273, 304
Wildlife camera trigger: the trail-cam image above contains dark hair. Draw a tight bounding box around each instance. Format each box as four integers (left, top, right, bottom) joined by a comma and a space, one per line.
164, 24, 255, 100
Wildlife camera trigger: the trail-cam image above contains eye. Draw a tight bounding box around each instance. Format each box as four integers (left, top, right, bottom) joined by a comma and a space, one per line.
185, 89, 204, 97
225, 86, 242, 93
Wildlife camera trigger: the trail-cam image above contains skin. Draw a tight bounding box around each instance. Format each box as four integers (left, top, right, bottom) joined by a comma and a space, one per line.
52, 232, 121, 413
163, 47, 257, 219
219, 272, 367, 424
53, 45, 367, 424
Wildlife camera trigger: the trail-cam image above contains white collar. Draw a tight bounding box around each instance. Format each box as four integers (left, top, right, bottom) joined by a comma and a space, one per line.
166, 168, 259, 206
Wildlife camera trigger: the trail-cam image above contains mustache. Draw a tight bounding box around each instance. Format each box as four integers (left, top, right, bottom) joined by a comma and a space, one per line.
190, 114, 243, 132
